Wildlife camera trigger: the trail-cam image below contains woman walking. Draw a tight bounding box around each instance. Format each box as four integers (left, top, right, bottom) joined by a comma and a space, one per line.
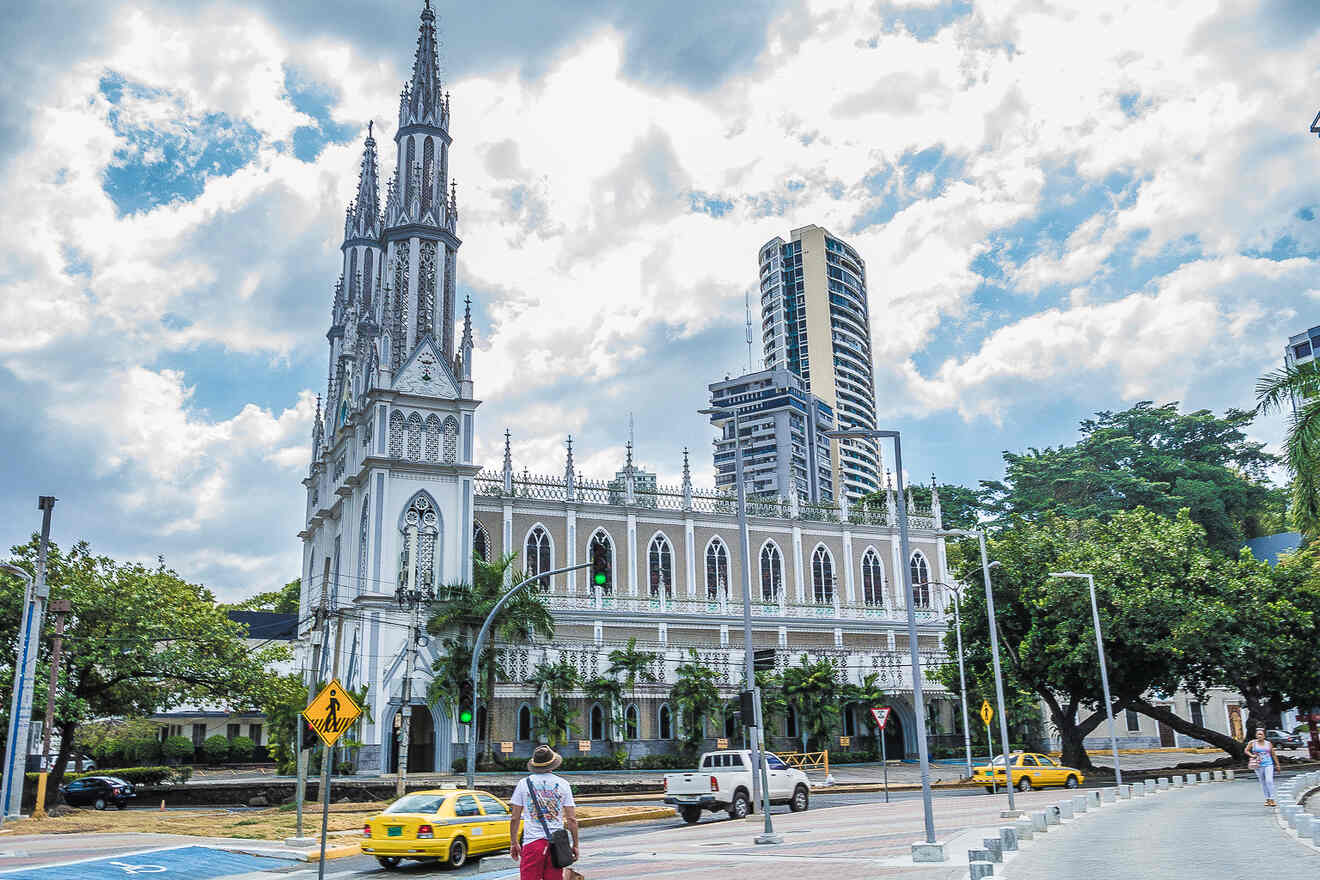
1248, 727, 1278, 806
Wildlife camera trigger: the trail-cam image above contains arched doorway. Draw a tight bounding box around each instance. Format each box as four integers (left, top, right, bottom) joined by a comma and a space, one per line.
389, 704, 438, 773
882, 708, 905, 759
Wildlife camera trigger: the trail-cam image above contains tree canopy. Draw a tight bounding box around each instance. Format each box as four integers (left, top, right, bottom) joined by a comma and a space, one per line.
232, 578, 301, 614
1256, 359, 1320, 536
1, 538, 288, 801
981, 401, 1276, 554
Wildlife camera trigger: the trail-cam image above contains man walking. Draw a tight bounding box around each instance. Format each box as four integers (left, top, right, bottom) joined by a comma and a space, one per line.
509, 745, 579, 880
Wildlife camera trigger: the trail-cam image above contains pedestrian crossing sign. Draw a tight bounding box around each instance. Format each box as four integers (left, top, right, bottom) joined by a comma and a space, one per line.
302, 678, 362, 747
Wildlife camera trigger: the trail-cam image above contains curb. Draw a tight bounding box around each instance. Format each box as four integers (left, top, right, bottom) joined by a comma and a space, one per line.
303, 842, 363, 862
580, 807, 676, 827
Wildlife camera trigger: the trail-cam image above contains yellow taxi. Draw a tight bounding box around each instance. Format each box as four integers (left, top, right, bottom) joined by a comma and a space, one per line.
971, 752, 1085, 792
362, 788, 512, 870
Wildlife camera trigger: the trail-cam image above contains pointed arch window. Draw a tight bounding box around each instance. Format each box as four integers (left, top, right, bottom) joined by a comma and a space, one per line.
705, 537, 729, 600
811, 545, 835, 604
624, 704, 639, 740
760, 540, 776, 601
442, 416, 459, 463
406, 412, 423, 460
404, 137, 416, 209
759, 542, 783, 602
658, 704, 672, 740
524, 525, 552, 590
861, 548, 885, 607
421, 136, 434, 216
785, 705, 798, 738
589, 529, 614, 596
648, 534, 673, 598
909, 552, 931, 609
590, 703, 604, 741
423, 414, 442, 461
399, 493, 440, 592
517, 704, 532, 741
388, 411, 405, 458
363, 248, 373, 304
356, 495, 370, 593
472, 520, 490, 562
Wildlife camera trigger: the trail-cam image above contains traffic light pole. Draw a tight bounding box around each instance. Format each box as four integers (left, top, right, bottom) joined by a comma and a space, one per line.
465, 562, 589, 791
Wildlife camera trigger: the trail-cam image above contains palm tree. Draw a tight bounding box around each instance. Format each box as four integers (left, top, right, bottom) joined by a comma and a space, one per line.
671, 650, 721, 760
528, 660, 580, 746
606, 637, 658, 758
842, 672, 887, 753
583, 675, 624, 750
1256, 359, 1320, 536
781, 655, 840, 752
427, 552, 555, 764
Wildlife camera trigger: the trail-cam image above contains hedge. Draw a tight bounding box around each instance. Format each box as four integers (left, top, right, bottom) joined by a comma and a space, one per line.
202, 735, 230, 763
162, 735, 195, 762
228, 735, 255, 762
25, 766, 179, 787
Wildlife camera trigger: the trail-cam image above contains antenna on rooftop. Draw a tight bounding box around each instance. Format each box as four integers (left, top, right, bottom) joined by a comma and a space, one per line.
744, 288, 755, 373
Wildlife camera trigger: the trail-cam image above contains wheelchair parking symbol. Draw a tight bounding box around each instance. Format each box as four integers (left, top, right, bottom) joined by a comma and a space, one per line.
108, 864, 166, 875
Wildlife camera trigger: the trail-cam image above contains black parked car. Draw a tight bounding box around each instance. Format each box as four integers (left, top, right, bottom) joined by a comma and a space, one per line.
59, 776, 136, 810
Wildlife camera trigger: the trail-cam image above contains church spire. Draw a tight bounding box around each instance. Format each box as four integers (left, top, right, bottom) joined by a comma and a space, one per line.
402, 0, 446, 129
346, 123, 380, 239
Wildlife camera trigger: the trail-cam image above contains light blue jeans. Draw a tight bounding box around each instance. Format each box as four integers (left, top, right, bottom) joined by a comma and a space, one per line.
1255, 763, 1275, 799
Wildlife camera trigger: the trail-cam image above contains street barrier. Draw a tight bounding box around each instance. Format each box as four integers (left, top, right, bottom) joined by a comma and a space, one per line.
999, 827, 1018, 852
778, 750, 829, 775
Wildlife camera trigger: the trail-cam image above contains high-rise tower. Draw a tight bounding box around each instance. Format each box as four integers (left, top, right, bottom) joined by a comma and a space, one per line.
758, 225, 881, 499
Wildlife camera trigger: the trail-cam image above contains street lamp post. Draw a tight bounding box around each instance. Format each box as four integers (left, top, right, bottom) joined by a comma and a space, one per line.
938, 530, 1015, 811
1049, 571, 1122, 785
936, 583, 974, 781
702, 406, 780, 845
825, 429, 936, 847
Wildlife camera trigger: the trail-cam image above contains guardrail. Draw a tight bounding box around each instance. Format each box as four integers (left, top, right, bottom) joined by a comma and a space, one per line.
778, 750, 829, 775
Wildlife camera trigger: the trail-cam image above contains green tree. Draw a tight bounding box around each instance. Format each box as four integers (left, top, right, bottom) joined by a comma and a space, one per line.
981, 402, 1276, 554
781, 656, 841, 751
203, 734, 231, 763
952, 509, 1234, 769
606, 637, 658, 758
1256, 360, 1320, 536
263, 672, 311, 774
232, 578, 301, 613
754, 670, 787, 743
527, 660, 579, 746
427, 553, 555, 763
671, 650, 721, 759
0, 539, 288, 805
842, 672, 888, 751
583, 675, 624, 749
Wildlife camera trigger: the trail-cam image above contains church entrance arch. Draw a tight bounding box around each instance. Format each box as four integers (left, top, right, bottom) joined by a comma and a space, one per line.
387, 703, 450, 773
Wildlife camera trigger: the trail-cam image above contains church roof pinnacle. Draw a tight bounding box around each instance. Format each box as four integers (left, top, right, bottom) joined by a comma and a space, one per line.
346, 123, 380, 239
402, 0, 447, 130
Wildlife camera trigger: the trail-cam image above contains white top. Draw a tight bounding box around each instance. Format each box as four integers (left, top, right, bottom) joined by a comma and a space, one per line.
511, 772, 575, 843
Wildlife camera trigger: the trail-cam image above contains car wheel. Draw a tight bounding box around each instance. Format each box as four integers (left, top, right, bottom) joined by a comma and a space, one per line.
376, 856, 402, 870
1017, 777, 1032, 792
984, 786, 995, 794
1065, 775, 1080, 789
680, 806, 702, 824
93, 797, 107, 811
790, 784, 809, 812
448, 837, 468, 868
728, 790, 750, 820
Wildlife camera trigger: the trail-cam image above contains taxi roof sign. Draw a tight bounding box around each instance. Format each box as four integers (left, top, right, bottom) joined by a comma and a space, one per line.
302, 678, 362, 747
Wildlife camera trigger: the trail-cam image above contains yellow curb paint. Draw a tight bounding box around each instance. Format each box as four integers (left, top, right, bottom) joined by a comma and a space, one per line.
305, 843, 363, 861
579, 808, 677, 828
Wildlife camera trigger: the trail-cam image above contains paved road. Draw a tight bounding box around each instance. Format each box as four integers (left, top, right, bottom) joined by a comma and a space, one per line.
1003, 776, 1320, 879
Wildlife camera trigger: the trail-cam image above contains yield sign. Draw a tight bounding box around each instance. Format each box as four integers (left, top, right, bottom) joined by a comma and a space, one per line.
302, 678, 362, 747
870, 706, 891, 730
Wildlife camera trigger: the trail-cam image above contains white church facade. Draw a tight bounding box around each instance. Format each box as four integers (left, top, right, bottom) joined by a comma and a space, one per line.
297, 2, 960, 776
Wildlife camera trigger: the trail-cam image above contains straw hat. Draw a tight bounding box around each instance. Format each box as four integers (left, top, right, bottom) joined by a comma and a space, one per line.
527, 745, 563, 772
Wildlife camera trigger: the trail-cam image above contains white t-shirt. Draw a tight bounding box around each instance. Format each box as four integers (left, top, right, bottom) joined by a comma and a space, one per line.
511, 773, 575, 843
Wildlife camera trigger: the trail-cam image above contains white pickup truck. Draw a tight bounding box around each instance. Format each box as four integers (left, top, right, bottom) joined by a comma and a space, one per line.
663, 749, 812, 823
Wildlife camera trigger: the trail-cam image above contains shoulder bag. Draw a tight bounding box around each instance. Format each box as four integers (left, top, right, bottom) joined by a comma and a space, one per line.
523, 777, 575, 868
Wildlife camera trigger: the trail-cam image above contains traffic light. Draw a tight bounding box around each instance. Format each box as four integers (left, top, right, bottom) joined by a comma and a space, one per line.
299, 716, 318, 751
590, 542, 610, 593
458, 678, 475, 725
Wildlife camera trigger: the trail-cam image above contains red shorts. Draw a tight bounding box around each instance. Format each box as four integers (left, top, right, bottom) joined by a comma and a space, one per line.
519, 838, 563, 880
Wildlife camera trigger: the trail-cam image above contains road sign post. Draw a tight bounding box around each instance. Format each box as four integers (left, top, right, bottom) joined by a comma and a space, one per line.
871, 707, 891, 803
979, 700, 997, 794
302, 618, 358, 880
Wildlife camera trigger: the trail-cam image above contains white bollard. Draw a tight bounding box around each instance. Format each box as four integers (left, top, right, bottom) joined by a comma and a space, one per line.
1072, 795, 1088, 813
1100, 787, 1116, 803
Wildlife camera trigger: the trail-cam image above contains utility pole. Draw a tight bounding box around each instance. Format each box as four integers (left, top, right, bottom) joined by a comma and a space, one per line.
396, 601, 419, 797
316, 609, 344, 880
2, 495, 55, 823
296, 572, 329, 840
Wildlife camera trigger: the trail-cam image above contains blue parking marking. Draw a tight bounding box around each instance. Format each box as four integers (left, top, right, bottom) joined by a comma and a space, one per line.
2, 845, 293, 879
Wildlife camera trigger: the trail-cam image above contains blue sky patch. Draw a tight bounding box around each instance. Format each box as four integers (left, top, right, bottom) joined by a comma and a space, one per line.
100, 72, 261, 215
689, 191, 733, 217
284, 66, 359, 162
885, 0, 974, 41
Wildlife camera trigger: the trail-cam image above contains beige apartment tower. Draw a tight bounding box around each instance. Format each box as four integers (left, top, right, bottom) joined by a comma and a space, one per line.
759, 225, 881, 499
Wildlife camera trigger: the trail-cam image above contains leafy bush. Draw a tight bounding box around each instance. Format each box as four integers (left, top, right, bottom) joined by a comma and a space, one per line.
560, 755, 623, 771
627, 753, 691, 770
336, 761, 356, 775
162, 735, 195, 763
228, 736, 255, 762
202, 735, 230, 763
127, 736, 163, 765
28, 766, 176, 787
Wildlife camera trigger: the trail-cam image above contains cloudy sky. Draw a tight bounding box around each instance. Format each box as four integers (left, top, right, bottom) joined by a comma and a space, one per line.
2, 0, 1316, 601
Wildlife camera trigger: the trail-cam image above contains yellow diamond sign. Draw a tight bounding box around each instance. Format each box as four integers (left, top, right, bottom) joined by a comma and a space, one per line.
302, 678, 362, 747
980, 699, 994, 726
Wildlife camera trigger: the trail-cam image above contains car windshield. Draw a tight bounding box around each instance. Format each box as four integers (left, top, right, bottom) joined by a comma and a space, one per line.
104, 777, 129, 786
766, 755, 787, 770
385, 794, 447, 814
988, 755, 1013, 766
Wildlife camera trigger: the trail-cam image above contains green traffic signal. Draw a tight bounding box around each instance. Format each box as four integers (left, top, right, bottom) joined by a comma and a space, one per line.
459, 708, 474, 724
593, 571, 607, 586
